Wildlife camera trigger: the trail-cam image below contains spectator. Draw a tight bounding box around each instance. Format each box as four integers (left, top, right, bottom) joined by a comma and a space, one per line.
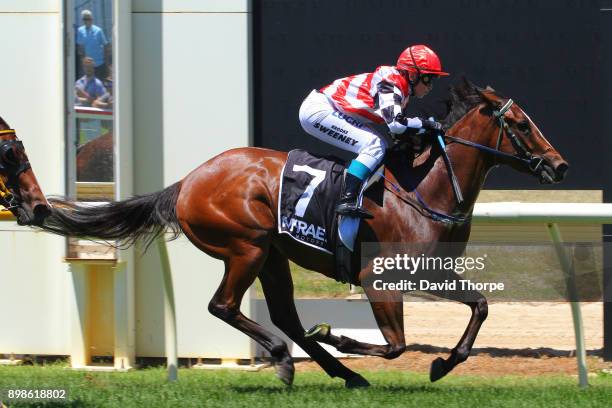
76, 9, 111, 79
75, 57, 108, 107
101, 63, 113, 92
93, 63, 113, 110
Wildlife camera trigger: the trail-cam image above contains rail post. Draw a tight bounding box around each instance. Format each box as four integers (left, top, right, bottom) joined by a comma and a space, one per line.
157, 236, 178, 382
546, 223, 588, 388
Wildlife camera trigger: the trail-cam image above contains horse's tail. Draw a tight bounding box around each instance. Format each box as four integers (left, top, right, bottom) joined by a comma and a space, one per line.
40, 182, 183, 248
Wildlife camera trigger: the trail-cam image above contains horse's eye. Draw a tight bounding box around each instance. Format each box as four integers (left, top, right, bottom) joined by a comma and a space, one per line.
0, 145, 18, 165
517, 121, 530, 133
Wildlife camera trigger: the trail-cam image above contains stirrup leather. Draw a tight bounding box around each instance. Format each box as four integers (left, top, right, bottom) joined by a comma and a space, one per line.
335, 201, 373, 219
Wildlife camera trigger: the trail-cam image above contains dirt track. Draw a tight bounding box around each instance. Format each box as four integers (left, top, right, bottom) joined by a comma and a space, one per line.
295, 302, 612, 376
294, 351, 611, 377
403, 301, 602, 350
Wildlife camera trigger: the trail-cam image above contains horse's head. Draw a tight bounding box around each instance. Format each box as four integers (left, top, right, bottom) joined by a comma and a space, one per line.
0, 124, 51, 225
473, 86, 569, 184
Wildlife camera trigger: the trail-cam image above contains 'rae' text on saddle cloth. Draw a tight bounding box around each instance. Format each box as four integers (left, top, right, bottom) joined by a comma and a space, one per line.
278, 150, 344, 254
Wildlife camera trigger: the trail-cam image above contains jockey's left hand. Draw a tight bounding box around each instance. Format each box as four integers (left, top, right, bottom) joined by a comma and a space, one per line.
391, 128, 425, 154
409, 131, 425, 153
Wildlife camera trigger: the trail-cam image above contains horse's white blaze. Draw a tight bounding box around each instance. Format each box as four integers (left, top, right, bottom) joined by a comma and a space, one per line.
522, 109, 553, 148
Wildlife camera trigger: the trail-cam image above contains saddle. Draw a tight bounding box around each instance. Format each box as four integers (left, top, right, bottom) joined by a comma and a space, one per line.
278, 149, 380, 284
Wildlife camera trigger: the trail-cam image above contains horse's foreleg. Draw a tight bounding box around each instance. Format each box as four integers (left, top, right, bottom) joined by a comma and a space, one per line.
307, 287, 406, 360
207, 244, 295, 385
259, 248, 369, 388
426, 281, 488, 382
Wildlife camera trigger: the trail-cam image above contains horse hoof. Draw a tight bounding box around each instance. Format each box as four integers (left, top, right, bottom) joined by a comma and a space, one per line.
429, 357, 450, 382
274, 356, 295, 386
345, 374, 370, 389
305, 322, 331, 341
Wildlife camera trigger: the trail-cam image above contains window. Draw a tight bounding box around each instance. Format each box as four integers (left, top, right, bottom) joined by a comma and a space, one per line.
68, 0, 114, 201
66, 0, 116, 259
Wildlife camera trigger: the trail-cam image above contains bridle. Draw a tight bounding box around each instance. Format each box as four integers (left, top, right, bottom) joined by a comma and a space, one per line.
0, 129, 31, 210
442, 98, 547, 175
492, 99, 548, 173
384, 97, 554, 224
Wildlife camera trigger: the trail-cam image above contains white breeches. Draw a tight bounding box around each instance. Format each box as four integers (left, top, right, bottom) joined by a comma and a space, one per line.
298, 90, 386, 171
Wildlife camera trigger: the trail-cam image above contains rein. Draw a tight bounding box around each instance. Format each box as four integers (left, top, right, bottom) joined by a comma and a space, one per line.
378, 169, 471, 224
443, 134, 530, 165
443, 99, 545, 173
385, 99, 543, 225
444, 99, 530, 167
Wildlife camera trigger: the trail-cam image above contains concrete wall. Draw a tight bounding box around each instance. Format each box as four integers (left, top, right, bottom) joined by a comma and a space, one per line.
0, 2, 64, 196
0, 1, 71, 355
131, 0, 253, 358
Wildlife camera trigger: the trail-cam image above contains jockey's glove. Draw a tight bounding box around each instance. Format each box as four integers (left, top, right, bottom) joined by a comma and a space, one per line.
421, 119, 444, 132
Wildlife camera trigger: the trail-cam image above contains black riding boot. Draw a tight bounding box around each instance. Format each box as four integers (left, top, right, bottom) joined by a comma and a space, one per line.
336, 173, 373, 219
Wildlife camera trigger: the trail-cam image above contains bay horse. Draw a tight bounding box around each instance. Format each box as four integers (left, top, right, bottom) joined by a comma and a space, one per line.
40, 79, 568, 387
0, 115, 50, 225
76, 131, 114, 182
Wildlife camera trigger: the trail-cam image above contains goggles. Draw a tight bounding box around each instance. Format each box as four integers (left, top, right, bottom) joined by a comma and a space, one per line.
420, 74, 438, 86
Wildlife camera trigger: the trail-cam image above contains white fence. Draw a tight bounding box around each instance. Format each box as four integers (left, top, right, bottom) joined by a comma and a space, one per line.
474, 202, 612, 224
472, 202, 612, 387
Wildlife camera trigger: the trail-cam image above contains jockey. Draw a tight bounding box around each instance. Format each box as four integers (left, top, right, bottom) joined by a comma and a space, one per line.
299, 44, 449, 218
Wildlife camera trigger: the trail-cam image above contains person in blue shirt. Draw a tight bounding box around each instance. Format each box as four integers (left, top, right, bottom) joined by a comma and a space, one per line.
75, 57, 108, 107
76, 9, 110, 79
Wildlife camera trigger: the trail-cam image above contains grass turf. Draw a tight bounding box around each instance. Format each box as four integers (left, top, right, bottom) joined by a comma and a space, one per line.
1, 364, 611, 408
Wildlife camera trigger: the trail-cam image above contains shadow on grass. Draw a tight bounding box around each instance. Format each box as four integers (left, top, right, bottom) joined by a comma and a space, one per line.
407, 343, 604, 358
229, 383, 441, 394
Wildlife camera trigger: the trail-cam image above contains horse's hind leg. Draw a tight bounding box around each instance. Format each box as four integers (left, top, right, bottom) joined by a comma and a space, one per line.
258, 247, 369, 388
426, 271, 488, 382
207, 244, 295, 385
306, 284, 407, 360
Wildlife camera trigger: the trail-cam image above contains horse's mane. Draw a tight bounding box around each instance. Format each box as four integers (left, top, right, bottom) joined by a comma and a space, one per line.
391, 77, 506, 167
439, 77, 505, 130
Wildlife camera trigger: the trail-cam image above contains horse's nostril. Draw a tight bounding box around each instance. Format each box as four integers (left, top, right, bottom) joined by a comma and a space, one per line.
555, 162, 569, 180
33, 204, 51, 224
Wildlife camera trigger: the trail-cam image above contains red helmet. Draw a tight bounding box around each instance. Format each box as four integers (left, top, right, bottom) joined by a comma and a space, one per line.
396, 45, 449, 77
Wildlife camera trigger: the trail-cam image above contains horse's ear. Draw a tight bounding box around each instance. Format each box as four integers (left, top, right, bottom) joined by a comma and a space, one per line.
476, 86, 501, 108
458, 76, 475, 94
474, 86, 487, 100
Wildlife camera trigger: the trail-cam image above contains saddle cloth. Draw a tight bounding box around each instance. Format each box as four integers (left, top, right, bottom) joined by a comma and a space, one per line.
278, 149, 344, 254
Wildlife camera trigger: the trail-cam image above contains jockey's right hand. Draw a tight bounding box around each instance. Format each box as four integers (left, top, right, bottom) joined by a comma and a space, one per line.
391, 114, 423, 135
394, 115, 443, 134
421, 119, 444, 132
